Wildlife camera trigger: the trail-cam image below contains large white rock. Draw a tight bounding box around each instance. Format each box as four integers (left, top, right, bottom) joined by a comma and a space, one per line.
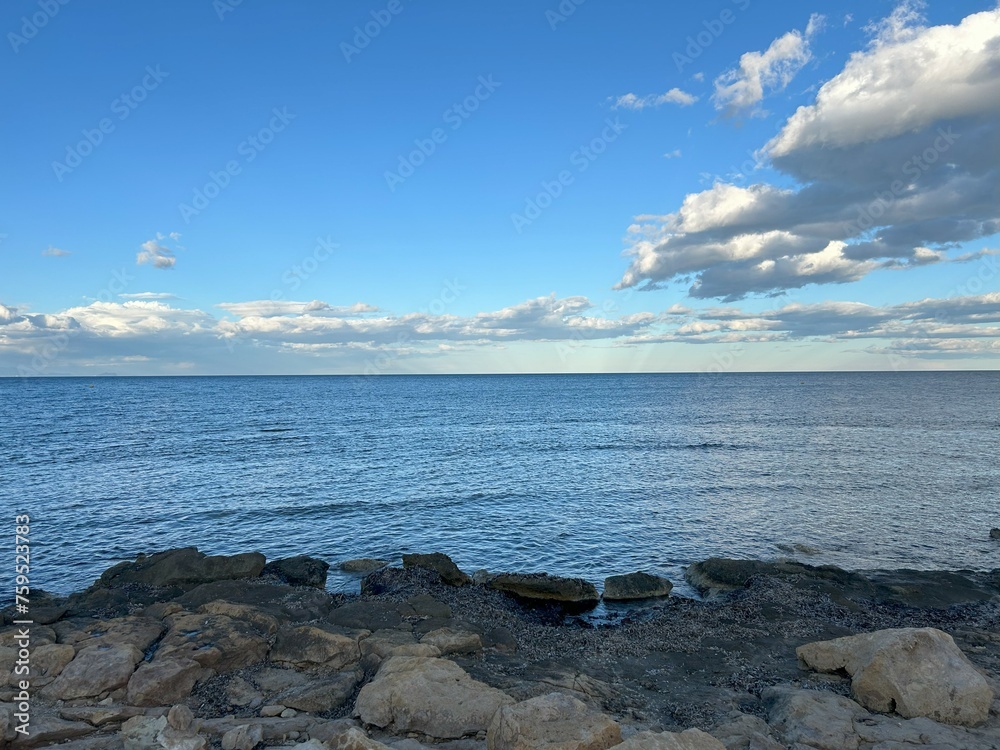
612, 728, 726, 749
796, 627, 994, 726
486, 691, 621, 750
355, 656, 512, 739
42, 643, 143, 700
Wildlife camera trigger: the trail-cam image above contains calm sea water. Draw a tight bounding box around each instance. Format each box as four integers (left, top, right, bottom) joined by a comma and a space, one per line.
1, 372, 997, 599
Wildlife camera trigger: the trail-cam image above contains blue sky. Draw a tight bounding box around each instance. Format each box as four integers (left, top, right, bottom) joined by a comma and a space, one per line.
1, 0, 998, 375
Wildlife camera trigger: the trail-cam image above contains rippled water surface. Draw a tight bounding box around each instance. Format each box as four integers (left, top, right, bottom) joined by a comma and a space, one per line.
2, 372, 997, 597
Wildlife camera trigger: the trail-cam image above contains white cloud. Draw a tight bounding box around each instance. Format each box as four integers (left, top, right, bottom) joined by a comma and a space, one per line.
612, 88, 698, 110
619, 7, 1000, 300
3, 287, 998, 373
663, 149, 682, 159
865, 0, 925, 45
119, 292, 180, 301
713, 14, 824, 114
137, 240, 175, 269
137, 233, 183, 269
42, 246, 71, 257
217, 300, 378, 318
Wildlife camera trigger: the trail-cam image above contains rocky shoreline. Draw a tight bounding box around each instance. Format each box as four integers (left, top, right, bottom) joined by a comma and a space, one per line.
2, 548, 999, 749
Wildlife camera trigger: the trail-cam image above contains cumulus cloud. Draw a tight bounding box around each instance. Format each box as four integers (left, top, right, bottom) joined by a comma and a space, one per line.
42, 246, 71, 257
713, 13, 824, 114
618, 6, 1000, 300
612, 88, 698, 110
137, 240, 175, 269
620, 288, 1000, 358
4, 284, 997, 373
137, 233, 183, 269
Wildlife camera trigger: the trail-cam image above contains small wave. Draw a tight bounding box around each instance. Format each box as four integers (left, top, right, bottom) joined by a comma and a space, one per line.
259, 428, 293, 432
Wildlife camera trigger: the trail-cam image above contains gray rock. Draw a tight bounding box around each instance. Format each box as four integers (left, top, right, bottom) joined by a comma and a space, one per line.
262, 555, 330, 589
602, 572, 673, 601
355, 656, 513, 739
156, 613, 270, 672
796, 627, 994, 725
991, 528, 1000, 540
407, 594, 452, 619
5, 714, 96, 748
762, 686, 866, 750
42, 643, 143, 700
276, 671, 361, 712
328, 601, 408, 631
125, 657, 208, 707
613, 729, 726, 749
486, 691, 621, 750
487, 573, 599, 607
420, 628, 483, 655
402, 553, 471, 586
340, 558, 391, 574
168, 705, 195, 732
221, 723, 264, 750
122, 715, 169, 750
270, 625, 365, 669
54, 616, 166, 653
711, 713, 782, 750
197, 600, 281, 635
99, 547, 265, 588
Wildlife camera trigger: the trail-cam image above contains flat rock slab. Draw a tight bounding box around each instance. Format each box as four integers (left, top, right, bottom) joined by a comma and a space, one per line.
488, 574, 600, 608
270, 625, 366, 669
41, 643, 143, 701
99, 547, 265, 589
156, 613, 270, 672
602, 572, 673, 601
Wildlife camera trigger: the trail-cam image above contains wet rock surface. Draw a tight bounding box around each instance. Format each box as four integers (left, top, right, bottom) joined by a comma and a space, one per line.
1, 547, 998, 749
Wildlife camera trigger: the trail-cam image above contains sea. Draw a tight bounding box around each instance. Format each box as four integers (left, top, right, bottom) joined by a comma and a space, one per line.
1, 372, 998, 600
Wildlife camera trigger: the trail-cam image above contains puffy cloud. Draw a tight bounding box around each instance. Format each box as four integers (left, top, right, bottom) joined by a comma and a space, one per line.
614, 289, 1000, 361
42, 246, 71, 257
136, 233, 183, 269
3, 287, 997, 373
137, 240, 175, 269
612, 88, 698, 110
713, 14, 824, 114
618, 6, 1000, 300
